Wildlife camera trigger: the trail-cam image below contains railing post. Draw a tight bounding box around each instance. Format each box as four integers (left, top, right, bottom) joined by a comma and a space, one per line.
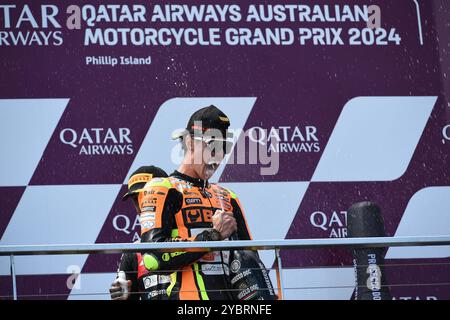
10, 254, 17, 300
275, 248, 285, 300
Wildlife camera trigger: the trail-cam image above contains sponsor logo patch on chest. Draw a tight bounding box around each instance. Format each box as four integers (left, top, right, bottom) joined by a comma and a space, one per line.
185, 197, 202, 205
182, 207, 214, 226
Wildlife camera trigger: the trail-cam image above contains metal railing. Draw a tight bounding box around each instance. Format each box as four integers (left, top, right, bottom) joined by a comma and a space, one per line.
1, 235, 450, 300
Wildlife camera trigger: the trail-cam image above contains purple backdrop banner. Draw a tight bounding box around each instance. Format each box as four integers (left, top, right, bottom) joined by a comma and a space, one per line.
0, 0, 449, 300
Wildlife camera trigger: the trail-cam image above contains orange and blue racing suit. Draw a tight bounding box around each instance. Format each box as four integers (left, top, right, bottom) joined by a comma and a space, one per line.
138, 170, 252, 300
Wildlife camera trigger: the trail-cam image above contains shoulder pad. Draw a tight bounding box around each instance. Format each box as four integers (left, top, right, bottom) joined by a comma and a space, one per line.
143, 177, 173, 189
226, 188, 238, 199
216, 185, 238, 199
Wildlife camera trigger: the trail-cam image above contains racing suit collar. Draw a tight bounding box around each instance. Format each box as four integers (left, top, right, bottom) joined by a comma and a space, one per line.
171, 170, 209, 188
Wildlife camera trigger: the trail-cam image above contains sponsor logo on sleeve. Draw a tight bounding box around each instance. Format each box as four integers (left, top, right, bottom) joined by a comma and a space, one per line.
143, 275, 158, 289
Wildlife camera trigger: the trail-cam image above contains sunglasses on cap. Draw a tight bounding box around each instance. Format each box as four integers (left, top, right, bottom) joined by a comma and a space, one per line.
192, 136, 233, 154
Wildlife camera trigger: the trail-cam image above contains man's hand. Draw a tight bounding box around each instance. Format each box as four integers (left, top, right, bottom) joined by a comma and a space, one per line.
212, 210, 237, 240
109, 278, 132, 300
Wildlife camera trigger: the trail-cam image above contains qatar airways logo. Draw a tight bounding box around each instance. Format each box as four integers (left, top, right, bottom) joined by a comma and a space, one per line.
59, 127, 134, 155
310, 210, 348, 238
0, 4, 63, 46
248, 125, 321, 153
443, 124, 450, 144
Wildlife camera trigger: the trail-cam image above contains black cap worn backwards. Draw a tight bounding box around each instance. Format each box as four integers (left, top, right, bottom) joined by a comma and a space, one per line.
171, 105, 231, 140
122, 165, 168, 201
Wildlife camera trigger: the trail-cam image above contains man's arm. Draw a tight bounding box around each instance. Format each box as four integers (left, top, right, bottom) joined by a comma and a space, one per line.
227, 189, 253, 241
110, 253, 138, 300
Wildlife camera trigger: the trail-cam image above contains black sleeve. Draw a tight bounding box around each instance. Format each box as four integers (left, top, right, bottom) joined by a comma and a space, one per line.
231, 198, 262, 260
117, 253, 139, 300
231, 198, 252, 241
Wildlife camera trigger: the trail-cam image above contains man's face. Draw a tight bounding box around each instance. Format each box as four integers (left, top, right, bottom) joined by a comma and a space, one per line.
190, 135, 226, 180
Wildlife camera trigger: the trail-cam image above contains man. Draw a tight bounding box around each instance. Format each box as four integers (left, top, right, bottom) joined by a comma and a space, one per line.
110, 166, 173, 300
139, 105, 252, 300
